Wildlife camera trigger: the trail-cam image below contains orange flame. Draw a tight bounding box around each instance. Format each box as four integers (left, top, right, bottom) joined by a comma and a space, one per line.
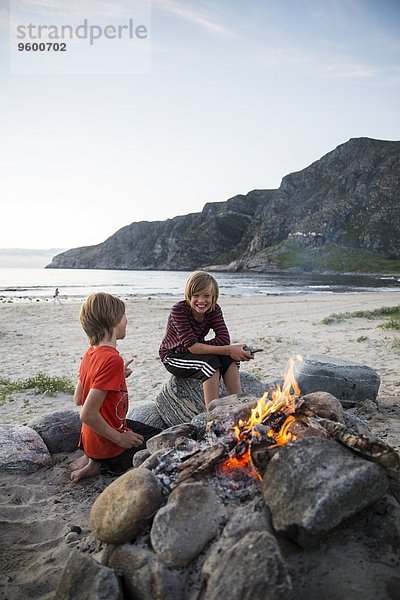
222, 355, 303, 477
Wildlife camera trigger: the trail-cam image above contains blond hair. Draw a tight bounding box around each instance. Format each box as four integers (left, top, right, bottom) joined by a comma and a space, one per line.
80, 292, 126, 346
184, 271, 219, 310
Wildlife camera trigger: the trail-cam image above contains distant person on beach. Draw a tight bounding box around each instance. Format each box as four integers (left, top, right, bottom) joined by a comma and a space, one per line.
159, 271, 253, 409
53, 288, 62, 304
70, 292, 161, 483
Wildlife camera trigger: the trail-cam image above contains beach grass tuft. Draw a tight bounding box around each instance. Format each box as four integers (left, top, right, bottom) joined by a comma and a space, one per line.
0, 373, 74, 405
322, 305, 400, 325
390, 337, 400, 350
381, 318, 400, 330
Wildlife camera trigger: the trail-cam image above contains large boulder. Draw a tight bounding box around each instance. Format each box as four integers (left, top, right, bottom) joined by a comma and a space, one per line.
155, 372, 268, 427
262, 437, 388, 547
29, 410, 81, 454
295, 355, 380, 407
55, 549, 123, 600
150, 482, 225, 566
154, 376, 205, 427
0, 424, 51, 474
90, 468, 163, 544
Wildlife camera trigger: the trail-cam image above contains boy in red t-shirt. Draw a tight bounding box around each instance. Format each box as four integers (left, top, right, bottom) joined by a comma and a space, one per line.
70, 292, 161, 483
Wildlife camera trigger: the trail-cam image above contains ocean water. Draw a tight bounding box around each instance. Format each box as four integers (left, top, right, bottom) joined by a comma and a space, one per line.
0, 268, 399, 303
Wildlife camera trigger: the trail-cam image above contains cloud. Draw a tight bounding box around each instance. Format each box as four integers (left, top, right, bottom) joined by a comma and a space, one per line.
154, 0, 235, 37
253, 39, 388, 83
320, 61, 378, 79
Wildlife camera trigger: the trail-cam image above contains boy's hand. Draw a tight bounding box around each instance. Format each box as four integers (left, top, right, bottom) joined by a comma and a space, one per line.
228, 344, 253, 361
118, 429, 144, 449
124, 359, 134, 378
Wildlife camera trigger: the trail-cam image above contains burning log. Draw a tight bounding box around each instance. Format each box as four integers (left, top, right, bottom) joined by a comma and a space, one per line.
311, 418, 400, 478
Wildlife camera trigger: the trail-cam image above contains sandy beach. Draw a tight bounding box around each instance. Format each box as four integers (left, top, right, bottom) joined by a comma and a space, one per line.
1, 292, 399, 416
1, 292, 399, 598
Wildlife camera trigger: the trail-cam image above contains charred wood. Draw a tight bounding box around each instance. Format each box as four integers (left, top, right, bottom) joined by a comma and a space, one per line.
314, 418, 400, 478
173, 439, 236, 487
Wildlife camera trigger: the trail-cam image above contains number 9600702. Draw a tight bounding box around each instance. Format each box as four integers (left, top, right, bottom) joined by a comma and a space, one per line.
18, 42, 67, 51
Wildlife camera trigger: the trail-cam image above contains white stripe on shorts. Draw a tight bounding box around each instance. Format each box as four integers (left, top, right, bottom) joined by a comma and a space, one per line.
165, 356, 216, 378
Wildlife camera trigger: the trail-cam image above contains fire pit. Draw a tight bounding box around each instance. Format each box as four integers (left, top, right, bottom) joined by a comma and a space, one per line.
59, 356, 400, 600
167, 355, 398, 490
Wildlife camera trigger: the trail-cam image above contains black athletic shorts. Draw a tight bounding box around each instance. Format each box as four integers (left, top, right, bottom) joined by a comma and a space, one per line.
92, 420, 162, 475
162, 351, 236, 382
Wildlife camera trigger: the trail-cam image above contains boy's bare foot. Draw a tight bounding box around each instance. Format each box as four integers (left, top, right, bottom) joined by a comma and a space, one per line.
68, 455, 89, 471
70, 459, 101, 483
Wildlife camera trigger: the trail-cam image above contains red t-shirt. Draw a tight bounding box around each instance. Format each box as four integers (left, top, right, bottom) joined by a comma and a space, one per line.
79, 345, 128, 459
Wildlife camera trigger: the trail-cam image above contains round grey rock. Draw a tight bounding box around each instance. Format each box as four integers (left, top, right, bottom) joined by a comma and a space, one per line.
29, 410, 81, 453
150, 482, 225, 566
300, 391, 345, 423
0, 424, 51, 474
191, 412, 208, 428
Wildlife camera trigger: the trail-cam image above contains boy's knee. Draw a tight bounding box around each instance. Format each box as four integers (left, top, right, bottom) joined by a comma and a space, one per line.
204, 369, 220, 383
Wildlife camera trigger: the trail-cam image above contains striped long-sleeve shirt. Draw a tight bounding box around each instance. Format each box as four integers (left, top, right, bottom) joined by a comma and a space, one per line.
159, 300, 230, 361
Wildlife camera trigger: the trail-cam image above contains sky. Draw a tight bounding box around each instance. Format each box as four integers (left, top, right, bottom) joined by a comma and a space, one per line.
0, 0, 399, 250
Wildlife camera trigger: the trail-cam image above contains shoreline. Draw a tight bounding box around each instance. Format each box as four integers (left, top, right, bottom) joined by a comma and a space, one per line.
1, 266, 399, 306
1, 287, 400, 305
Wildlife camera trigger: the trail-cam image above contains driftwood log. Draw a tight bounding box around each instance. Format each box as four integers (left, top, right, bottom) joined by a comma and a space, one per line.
312, 417, 400, 478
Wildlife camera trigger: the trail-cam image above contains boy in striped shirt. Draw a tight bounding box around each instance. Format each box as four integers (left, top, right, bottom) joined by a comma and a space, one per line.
159, 271, 253, 408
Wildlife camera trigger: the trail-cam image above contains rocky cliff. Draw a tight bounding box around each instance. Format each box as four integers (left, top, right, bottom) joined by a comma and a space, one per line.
47, 138, 400, 273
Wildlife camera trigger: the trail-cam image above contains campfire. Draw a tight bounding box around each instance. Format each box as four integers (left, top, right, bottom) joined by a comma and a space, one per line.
222, 355, 304, 478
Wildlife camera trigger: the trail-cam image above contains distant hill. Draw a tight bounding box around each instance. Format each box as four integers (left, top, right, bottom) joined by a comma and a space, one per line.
47, 138, 400, 274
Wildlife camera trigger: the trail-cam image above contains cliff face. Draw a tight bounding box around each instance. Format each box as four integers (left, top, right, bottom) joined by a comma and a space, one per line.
47, 191, 268, 270
47, 138, 400, 273
233, 137, 400, 272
